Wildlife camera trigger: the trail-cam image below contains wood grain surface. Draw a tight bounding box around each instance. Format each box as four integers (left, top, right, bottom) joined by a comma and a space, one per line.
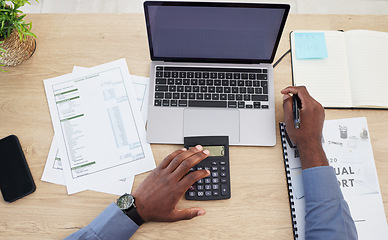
0, 14, 387, 239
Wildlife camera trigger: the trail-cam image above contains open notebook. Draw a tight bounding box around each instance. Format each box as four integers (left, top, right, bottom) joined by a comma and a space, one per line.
290, 30, 388, 109
280, 117, 388, 240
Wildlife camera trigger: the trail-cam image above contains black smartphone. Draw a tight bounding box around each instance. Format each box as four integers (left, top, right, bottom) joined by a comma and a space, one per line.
0, 135, 36, 202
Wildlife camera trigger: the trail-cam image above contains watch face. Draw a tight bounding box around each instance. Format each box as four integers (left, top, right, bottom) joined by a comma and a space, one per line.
117, 193, 134, 210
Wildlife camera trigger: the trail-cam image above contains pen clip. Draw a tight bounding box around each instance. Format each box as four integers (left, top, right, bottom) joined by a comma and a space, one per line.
293, 94, 301, 129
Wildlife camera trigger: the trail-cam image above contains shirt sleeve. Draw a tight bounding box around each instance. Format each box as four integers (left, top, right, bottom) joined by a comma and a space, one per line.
64, 202, 139, 240
303, 166, 358, 240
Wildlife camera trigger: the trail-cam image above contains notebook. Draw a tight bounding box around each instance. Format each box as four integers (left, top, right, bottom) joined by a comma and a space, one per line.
144, 1, 290, 146
290, 30, 388, 109
280, 118, 388, 240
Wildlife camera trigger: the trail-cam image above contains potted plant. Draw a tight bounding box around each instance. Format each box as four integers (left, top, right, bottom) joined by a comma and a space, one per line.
0, 0, 37, 71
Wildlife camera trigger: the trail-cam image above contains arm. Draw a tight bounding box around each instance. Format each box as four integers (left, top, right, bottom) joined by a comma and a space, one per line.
65, 146, 210, 239
64, 203, 139, 240
282, 86, 357, 240
303, 166, 357, 240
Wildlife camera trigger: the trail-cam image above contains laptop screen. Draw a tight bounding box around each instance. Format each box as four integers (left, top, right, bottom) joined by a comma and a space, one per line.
144, 2, 289, 64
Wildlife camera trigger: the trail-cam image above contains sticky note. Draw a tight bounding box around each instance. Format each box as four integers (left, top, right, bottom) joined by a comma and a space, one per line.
294, 32, 328, 59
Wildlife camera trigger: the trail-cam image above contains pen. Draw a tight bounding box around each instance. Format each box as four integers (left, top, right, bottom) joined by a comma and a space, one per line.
293, 94, 301, 129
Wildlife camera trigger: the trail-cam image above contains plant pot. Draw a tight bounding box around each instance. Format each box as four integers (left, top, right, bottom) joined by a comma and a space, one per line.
0, 28, 36, 67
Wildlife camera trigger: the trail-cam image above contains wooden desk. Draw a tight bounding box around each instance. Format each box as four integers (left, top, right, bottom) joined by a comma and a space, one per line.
0, 14, 387, 239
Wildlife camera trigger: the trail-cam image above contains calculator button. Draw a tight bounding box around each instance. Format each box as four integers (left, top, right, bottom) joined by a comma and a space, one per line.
212, 178, 219, 183
213, 191, 219, 196
221, 178, 227, 183
212, 172, 218, 177
205, 178, 211, 184
212, 166, 218, 171
220, 172, 226, 177
197, 179, 204, 184
220, 161, 226, 165
205, 185, 211, 190
220, 166, 226, 171
221, 185, 228, 196
198, 192, 204, 197
211, 161, 217, 165
197, 185, 204, 190
188, 191, 196, 197
189, 185, 195, 191
205, 191, 212, 196
213, 184, 219, 190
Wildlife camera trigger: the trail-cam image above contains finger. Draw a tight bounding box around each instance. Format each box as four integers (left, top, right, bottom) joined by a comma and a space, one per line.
281, 86, 313, 111
281, 86, 309, 98
169, 207, 206, 221
280, 86, 298, 95
166, 145, 204, 172
173, 149, 210, 179
178, 168, 210, 192
158, 148, 187, 169
282, 93, 294, 129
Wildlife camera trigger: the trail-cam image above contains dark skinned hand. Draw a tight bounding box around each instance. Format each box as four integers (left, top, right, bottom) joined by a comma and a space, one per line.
133, 145, 210, 222
281, 86, 329, 170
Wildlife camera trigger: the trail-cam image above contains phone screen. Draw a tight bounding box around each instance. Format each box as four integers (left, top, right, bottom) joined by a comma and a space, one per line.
0, 135, 36, 202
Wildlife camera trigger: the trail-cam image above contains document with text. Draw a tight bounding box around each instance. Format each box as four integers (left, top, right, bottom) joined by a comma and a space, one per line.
42, 135, 135, 195
44, 58, 155, 194
42, 70, 150, 195
280, 117, 388, 240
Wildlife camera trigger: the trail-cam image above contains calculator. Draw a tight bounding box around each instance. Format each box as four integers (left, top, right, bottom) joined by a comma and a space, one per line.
184, 136, 231, 200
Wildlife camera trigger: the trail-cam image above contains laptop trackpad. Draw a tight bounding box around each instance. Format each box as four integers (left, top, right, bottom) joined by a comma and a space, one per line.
183, 109, 240, 144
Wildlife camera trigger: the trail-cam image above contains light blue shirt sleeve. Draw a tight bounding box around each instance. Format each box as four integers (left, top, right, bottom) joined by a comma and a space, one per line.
303, 166, 358, 240
64, 202, 139, 240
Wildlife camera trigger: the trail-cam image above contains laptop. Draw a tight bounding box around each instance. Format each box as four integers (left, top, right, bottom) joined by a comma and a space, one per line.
144, 1, 290, 146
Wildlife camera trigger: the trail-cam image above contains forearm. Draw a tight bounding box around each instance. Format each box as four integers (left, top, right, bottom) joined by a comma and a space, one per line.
298, 142, 329, 170
303, 166, 358, 240
64, 203, 139, 240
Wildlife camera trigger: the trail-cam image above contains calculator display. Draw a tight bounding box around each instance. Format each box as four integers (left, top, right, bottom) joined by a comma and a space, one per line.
204, 146, 225, 157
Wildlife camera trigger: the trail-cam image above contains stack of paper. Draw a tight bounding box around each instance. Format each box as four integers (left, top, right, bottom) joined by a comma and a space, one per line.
41, 58, 155, 195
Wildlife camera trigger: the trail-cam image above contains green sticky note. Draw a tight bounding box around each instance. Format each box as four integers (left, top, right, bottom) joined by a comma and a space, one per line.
294, 32, 328, 59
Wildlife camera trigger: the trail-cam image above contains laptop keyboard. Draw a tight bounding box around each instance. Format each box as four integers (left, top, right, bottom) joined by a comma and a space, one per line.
153, 66, 269, 109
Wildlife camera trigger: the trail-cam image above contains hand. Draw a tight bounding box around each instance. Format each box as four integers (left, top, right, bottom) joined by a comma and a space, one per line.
281, 86, 328, 169
133, 146, 210, 222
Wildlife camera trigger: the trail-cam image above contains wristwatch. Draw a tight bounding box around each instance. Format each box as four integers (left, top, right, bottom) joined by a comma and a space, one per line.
116, 193, 145, 226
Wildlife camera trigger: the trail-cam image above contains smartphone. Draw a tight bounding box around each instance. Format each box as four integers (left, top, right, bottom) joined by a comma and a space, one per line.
0, 135, 36, 202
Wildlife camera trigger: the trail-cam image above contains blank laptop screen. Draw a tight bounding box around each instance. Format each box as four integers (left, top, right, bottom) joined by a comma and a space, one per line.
144, 2, 289, 63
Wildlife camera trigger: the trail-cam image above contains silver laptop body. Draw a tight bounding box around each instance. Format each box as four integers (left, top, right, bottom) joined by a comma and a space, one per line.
144, 1, 290, 146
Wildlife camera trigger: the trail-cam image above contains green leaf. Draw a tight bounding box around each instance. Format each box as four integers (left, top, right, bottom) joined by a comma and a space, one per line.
0, 0, 37, 40
17, 14, 26, 21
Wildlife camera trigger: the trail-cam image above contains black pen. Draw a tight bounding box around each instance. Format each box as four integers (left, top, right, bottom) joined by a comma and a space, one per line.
293, 94, 301, 129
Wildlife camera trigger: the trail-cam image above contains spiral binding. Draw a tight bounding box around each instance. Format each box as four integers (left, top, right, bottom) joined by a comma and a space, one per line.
279, 123, 299, 239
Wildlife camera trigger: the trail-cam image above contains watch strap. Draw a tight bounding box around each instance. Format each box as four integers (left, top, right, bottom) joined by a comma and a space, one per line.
124, 206, 145, 226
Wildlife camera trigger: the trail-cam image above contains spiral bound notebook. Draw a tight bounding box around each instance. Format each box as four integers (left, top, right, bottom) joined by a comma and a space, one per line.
279, 118, 388, 240
279, 122, 305, 239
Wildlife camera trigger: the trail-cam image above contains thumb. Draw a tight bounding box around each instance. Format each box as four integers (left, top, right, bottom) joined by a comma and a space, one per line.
172, 208, 206, 221
282, 94, 293, 127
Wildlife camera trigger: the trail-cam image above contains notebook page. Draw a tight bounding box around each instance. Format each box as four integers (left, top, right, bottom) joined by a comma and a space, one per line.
345, 30, 388, 108
291, 31, 352, 108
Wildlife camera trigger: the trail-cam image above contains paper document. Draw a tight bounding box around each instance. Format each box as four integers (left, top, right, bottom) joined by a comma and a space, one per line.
72, 66, 150, 125
42, 69, 150, 195
42, 135, 134, 195
280, 117, 388, 240
44, 58, 155, 194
